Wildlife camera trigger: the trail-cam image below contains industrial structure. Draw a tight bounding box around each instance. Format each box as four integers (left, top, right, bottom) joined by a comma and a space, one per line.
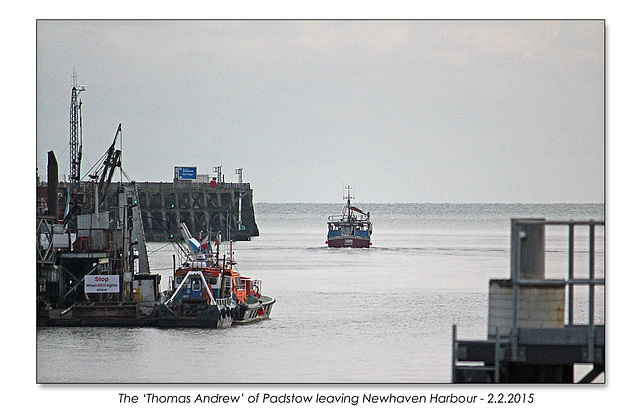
452, 218, 605, 383
133, 166, 259, 243
37, 73, 259, 324
68, 71, 85, 187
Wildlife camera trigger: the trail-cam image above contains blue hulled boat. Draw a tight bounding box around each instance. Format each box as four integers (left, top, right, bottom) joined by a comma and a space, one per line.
326, 186, 372, 248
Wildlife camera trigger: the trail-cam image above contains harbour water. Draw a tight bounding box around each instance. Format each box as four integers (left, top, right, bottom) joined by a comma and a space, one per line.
36, 203, 604, 383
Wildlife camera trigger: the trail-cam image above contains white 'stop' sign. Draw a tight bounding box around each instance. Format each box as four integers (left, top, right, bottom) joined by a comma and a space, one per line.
85, 275, 120, 293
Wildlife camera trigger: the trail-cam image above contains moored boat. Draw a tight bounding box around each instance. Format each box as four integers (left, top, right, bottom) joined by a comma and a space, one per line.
159, 224, 235, 328
160, 223, 275, 327
223, 240, 276, 324
159, 267, 234, 328
231, 272, 276, 324
326, 186, 372, 248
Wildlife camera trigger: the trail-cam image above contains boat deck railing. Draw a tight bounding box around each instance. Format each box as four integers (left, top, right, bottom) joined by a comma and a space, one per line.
327, 215, 371, 223
215, 296, 235, 307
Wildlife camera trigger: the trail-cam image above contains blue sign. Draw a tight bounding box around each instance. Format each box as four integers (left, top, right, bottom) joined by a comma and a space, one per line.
177, 166, 197, 180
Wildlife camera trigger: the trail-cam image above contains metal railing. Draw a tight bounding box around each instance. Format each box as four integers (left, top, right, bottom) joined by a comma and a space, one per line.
452, 324, 509, 383
215, 296, 235, 307
452, 218, 605, 382
508, 219, 604, 363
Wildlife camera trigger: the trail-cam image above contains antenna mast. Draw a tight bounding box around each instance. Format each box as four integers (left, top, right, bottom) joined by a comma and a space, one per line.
343, 185, 354, 220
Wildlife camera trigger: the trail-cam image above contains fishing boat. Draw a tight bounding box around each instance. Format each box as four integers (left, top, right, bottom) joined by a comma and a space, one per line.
326, 186, 373, 248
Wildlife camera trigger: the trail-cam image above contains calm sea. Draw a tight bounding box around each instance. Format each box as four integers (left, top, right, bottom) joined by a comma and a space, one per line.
36, 203, 605, 383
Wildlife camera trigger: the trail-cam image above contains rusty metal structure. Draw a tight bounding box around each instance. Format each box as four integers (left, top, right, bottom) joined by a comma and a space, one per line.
37, 76, 159, 324
37, 159, 154, 313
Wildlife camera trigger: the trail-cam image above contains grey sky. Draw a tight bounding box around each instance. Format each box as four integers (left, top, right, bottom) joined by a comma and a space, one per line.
36, 20, 604, 203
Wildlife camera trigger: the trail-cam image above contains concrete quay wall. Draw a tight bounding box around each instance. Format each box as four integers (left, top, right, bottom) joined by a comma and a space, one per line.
135, 181, 259, 242
47, 180, 260, 242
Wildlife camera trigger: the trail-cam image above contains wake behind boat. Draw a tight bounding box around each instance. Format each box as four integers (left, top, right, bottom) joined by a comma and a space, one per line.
326, 186, 372, 248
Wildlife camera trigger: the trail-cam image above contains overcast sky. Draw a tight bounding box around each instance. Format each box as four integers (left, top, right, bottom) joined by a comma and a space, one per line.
36, 20, 604, 203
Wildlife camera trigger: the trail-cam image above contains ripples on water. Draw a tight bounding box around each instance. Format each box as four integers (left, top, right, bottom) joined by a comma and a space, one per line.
36, 203, 604, 383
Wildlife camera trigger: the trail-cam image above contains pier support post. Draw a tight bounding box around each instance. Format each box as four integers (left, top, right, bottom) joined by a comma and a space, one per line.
511, 218, 546, 280
509, 218, 545, 361
47, 151, 59, 220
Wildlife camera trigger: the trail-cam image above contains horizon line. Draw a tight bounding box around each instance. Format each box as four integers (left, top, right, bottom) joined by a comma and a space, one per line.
254, 201, 605, 205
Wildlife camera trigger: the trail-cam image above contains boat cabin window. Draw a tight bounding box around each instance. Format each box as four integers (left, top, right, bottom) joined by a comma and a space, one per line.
192, 278, 201, 291
205, 274, 218, 286
176, 277, 189, 288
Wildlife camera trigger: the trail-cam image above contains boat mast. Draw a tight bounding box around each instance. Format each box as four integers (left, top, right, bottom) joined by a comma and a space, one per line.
344, 185, 353, 220
236, 168, 243, 231
229, 240, 237, 297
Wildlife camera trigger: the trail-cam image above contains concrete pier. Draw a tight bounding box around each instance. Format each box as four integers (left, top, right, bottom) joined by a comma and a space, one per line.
134, 180, 259, 242
43, 180, 259, 242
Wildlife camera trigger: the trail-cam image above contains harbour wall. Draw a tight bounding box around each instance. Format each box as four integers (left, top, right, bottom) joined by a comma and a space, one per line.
134, 180, 259, 242
38, 180, 260, 242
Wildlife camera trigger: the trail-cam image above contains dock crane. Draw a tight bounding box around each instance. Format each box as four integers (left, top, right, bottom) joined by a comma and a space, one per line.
69, 71, 85, 188
95, 124, 122, 210
62, 72, 85, 227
